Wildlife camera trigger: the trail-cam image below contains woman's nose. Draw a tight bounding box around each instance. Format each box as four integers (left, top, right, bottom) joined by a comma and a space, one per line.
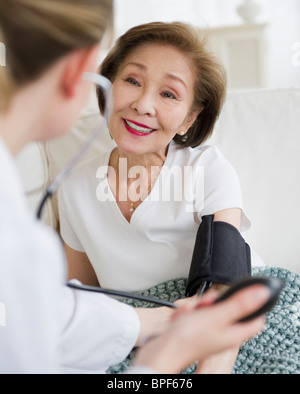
131, 89, 156, 117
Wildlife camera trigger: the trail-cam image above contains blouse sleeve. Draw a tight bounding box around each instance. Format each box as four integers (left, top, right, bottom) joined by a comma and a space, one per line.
196, 146, 251, 232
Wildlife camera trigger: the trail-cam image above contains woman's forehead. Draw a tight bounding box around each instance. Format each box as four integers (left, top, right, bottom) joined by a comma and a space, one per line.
120, 43, 195, 83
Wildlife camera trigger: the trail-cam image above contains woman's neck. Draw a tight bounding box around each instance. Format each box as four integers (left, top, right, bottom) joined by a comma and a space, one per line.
111, 145, 169, 173
0, 101, 35, 156
0, 75, 54, 157
107, 145, 169, 222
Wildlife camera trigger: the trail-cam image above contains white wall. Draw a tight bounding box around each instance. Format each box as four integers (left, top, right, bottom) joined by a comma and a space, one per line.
114, 0, 205, 37
113, 0, 300, 89
209, 0, 300, 89
264, 0, 300, 89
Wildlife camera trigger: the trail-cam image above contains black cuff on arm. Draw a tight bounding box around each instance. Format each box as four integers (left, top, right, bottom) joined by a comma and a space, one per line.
186, 215, 252, 297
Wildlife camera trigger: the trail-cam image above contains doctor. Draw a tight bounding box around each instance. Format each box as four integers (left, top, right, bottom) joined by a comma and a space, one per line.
0, 0, 267, 374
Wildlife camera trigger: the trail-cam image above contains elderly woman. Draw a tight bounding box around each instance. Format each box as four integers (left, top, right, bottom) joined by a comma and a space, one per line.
59, 22, 250, 292
58, 22, 255, 373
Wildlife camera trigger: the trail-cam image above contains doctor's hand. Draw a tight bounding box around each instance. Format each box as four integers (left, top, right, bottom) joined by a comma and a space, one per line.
134, 306, 177, 347
133, 285, 268, 374
134, 296, 196, 348
134, 291, 230, 349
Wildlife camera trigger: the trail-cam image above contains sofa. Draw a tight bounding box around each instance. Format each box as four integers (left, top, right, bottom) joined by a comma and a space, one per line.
16, 86, 300, 276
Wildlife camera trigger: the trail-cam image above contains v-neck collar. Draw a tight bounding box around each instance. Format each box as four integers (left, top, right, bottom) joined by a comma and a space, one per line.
102, 142, 174, 225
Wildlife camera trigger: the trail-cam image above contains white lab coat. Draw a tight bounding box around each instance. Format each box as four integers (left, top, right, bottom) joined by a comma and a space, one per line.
0, 137, 141, 374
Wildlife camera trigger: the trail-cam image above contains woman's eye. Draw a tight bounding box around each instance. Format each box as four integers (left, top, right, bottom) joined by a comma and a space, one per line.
162, 92, 176, 100
125, 78, 140, 86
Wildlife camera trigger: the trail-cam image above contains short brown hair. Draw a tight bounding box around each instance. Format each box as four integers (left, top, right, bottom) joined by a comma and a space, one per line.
98, 22, 227, 148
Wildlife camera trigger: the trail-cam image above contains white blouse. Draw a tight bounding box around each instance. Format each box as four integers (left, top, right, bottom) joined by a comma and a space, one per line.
59, 141, 250, 292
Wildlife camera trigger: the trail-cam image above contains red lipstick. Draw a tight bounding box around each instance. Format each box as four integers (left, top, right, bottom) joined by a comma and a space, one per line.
123, 119, 156, 137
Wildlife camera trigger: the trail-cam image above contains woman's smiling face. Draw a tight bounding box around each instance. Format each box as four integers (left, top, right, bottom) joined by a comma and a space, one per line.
108, 43, 198, 156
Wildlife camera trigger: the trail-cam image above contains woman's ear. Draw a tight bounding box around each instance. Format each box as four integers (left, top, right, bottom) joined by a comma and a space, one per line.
183, 109, 203, 132
61, 44, 101, 98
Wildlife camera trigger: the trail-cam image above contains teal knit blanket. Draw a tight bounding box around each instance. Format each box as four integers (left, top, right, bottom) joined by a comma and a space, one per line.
107, 267, 300, 374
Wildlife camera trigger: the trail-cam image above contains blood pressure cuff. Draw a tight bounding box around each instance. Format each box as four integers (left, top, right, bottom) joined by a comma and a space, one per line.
186, 215, 252, 297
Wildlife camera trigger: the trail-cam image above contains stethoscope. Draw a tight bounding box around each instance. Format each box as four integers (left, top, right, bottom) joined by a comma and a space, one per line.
36, 72, 177, 309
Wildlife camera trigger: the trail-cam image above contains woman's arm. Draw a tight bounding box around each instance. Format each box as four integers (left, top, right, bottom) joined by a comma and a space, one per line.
214, 207, 242, 230
64, 243, 100, 286
196, 207, 242, 374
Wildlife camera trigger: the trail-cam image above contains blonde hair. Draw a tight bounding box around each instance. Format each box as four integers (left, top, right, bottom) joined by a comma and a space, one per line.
98, 22, 227, 148
0, 0, 113, 111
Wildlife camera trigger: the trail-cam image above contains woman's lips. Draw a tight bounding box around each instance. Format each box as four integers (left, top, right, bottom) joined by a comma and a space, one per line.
123, 119, 157, 136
